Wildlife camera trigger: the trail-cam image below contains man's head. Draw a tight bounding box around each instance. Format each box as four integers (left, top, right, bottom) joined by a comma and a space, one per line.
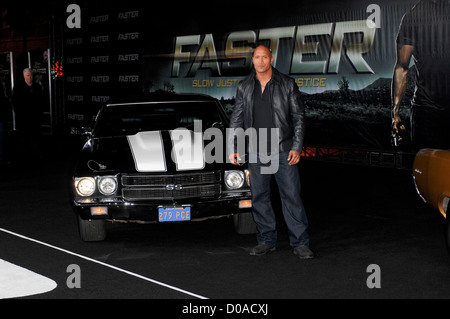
23, 68, 33, 87
252, 45, 274, 75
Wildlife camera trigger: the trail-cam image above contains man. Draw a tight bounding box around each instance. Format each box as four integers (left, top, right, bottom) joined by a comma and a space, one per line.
228, 45, 313, 259
12, 68, 45, 160
392, 0, 450, 151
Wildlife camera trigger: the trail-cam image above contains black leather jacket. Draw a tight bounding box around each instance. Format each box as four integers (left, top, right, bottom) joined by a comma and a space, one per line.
228, 68, 306, 154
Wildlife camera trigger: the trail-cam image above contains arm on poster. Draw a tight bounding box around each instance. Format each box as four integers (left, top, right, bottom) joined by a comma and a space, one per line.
391, 44, 413, 133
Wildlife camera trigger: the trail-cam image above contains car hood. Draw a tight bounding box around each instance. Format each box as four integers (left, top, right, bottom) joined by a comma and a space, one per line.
74, 129, 222, 176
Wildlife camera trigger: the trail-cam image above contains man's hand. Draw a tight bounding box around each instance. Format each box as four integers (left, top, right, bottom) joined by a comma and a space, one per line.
228, 153, 242, 165
287, 150, 301, 166
392, 113, 406, 133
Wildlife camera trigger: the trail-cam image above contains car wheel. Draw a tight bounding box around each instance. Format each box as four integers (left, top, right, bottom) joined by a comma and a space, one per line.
77, 215, 107, 242
233, 212, 258, 234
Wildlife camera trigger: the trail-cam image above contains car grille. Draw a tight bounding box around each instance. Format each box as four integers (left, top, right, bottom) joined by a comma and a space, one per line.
121, 171, 221, 201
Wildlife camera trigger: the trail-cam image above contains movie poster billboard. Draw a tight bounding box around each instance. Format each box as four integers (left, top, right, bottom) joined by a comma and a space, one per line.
62, 0, 450, 155
63, 1, 142, 135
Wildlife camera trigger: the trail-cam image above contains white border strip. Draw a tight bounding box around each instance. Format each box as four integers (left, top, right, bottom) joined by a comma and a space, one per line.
0, 228, 208, 299
0, 259, 58, 299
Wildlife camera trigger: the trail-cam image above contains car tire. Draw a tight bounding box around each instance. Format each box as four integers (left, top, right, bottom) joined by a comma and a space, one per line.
233, 212, 258, 234
77, 215, 107, 242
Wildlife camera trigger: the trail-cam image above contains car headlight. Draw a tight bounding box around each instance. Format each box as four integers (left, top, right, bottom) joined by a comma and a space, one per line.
98, 176, 118, 196
75, 177, 96, 197
225, 170, 245, 190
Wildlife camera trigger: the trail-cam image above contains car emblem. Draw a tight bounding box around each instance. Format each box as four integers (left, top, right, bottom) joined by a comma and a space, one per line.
166, 184, 183, 191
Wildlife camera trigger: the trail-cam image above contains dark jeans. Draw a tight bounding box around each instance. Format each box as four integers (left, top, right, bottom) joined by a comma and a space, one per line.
248, 152, 310, 248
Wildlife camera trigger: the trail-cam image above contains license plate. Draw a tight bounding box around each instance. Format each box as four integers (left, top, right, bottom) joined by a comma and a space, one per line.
158, 206, 191, 222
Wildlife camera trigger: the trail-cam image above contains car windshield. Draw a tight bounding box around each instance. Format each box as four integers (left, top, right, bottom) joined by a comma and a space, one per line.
94, 101, 226, 137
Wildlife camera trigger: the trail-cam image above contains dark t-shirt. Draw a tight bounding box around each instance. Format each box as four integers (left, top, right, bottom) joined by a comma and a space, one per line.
397, 0, 450, 110
253, 79, 275, 154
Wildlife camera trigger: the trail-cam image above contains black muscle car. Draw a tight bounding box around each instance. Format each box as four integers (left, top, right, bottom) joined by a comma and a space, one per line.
71, 93, 255, 241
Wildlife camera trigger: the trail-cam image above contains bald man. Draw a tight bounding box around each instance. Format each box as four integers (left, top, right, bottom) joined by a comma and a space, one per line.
228, 45, 313, 259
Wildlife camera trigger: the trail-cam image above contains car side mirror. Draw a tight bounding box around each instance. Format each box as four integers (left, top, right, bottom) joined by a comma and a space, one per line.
82, 127, 93, 139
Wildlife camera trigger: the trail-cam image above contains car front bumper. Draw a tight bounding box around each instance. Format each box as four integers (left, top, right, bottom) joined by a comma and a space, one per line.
72, 192, 252, 222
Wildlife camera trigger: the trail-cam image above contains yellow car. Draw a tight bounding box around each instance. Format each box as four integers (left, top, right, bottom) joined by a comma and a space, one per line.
413, 149, 450, 252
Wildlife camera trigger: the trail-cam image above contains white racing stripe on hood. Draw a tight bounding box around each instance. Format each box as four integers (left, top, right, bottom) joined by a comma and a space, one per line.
170, 129, 205, 171
127, 131, 167, 172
